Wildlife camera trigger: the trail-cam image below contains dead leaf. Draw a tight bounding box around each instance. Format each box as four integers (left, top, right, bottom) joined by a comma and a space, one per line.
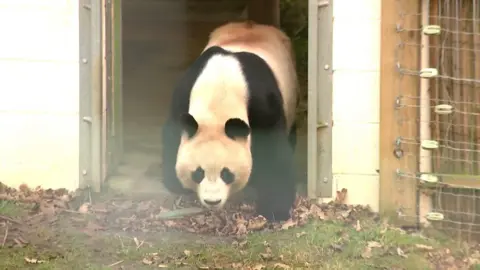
78, 203, 90, 213
415, 244, 433, 251
397, 247, 408, 258
85, 221, 105, 232
296, 231, 307, 238
252, 264, 266, 270
236, 223, 248, 235
260, 253, 273, 261
335, 188, 348, 204
39, 202, 55, 216
143, 258, 154, 265
330, 243, 343, 252
361, 247, 372, 259
309, 204, 325, 220
24, 257, 45, 264
361, 241, 382, 259
231, 262, 243, 268
273, 263, 291, 269
247, 216, 267, 231
339, 209, 352, 219
281, 219, 297, 230
355, 220, 362, 231
367, 241, 382, 248
60, 194, 70, 202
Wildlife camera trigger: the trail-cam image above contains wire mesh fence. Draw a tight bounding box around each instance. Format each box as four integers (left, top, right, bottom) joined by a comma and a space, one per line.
393, 0, 480, 241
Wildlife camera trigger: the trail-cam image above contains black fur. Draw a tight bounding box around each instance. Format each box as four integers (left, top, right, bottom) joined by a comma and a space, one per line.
225, 118, 251, 140
179, 113, 199, 139
161, 46, 297, 221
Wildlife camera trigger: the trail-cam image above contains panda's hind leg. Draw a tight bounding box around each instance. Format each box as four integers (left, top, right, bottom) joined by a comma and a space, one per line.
288, 122, 297, 151
251, 130, 296, 222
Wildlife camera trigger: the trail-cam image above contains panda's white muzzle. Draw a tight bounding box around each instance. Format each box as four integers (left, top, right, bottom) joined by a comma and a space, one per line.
197, 177, 229, 209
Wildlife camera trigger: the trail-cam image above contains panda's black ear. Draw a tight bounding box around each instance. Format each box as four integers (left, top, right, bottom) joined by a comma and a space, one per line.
179, 113, 198, 139
225, 118, 250, 140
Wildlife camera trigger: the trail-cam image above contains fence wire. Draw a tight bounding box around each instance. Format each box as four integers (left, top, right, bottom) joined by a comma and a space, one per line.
395, 0, 480, 241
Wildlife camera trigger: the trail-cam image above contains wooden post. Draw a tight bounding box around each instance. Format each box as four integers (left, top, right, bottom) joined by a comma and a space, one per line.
379, 0, 420, 225
247, 0, 280, 27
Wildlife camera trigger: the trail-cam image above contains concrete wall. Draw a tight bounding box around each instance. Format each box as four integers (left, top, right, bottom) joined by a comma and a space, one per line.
0, 0, 80, 190
330, 0, 381, 211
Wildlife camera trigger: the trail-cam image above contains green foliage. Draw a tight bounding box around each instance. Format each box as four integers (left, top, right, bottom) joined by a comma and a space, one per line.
279, 0, 309, 124
280, 0, 308, 80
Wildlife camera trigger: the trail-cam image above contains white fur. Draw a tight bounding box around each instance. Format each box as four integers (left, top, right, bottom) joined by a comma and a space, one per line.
189, 54, 250, 129
197, 176, 230, 209
204, 22, 298, 130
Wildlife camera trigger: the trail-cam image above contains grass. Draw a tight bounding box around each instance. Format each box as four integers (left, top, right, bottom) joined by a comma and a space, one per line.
0, 199, 453, 270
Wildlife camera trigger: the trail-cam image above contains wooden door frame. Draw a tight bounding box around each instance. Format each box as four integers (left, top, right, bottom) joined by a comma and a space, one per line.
100, 0, 123, 188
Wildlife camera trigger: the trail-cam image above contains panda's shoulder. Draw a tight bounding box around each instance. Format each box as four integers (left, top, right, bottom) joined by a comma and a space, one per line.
191, 46, 230, 72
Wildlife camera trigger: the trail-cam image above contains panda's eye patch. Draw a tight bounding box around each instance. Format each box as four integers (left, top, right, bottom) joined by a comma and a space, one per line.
191, 167, 205, 184
220, 167, 235, 184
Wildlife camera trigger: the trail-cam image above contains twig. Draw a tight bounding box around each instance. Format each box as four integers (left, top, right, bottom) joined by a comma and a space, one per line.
155, 207, 206, 220
107, 260, 124, 267
136, 239, 145, 250
0, 214, 21, 224
116, 234, 125, 249
88, 186, 92, 204
63, 209, 93, 215
2, 225, 8, 247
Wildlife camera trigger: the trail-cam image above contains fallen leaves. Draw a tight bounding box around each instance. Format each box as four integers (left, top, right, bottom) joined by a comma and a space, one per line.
65, 189, 374, 238
0, 182, 372, 241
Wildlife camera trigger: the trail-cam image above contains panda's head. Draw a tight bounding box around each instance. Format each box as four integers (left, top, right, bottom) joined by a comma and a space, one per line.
175, 113, 252, 209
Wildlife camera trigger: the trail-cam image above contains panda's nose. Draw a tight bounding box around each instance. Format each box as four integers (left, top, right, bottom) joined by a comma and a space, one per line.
204, 199, 221, 206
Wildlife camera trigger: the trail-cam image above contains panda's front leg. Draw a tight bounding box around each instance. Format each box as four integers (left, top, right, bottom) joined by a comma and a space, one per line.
252, 132, 296, 222
161, 118, 191, 195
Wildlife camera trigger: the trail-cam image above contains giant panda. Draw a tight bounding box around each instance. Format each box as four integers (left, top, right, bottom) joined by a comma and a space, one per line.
161, 21, 299, 222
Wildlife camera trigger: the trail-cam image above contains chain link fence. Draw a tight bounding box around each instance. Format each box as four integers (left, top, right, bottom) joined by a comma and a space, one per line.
393, 0, 480, 241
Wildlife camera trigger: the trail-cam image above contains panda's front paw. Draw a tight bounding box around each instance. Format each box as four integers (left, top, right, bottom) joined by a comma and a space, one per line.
257, 207, 291, 222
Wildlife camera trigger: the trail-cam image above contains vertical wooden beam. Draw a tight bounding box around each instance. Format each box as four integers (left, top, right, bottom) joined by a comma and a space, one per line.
379, 0, 420, 225
247, 0, 279, 26
112, 0, 124, 173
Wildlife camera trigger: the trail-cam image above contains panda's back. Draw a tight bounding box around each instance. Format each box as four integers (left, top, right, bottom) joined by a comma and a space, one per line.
188, 52, 250, 127
202, 21, 298, 131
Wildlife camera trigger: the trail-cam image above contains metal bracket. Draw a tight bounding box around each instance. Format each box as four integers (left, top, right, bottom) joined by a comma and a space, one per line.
82, 116, 92, 123
394, 96, 403, 110
317, 122, 329, 129
318, 0, 329, 7
393, 137, 404, 159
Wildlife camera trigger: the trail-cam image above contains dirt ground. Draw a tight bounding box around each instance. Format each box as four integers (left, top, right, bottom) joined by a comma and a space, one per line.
2, 183, 480, 270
